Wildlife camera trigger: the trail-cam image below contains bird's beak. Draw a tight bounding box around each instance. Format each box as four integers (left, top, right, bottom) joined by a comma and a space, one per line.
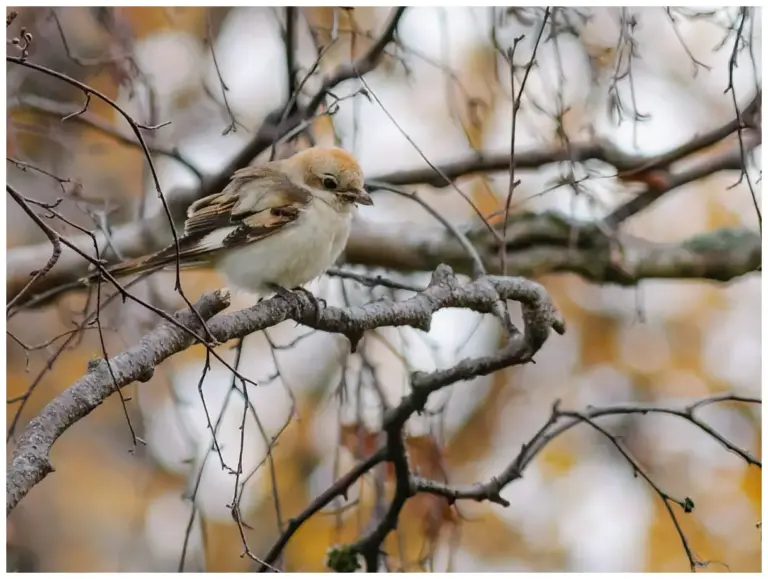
352, 188, 374, 206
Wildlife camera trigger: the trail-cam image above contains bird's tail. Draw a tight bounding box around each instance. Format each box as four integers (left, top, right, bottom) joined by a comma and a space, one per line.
79, 250, 177, 286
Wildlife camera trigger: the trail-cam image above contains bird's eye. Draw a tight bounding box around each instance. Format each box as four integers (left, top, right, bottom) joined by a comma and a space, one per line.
322, 176, 338, 190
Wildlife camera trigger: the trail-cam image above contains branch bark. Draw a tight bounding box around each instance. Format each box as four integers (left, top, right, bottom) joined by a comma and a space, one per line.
7, 208, 760, 313
6, 288, 232, 514
6, 265, 564, 514
7, 93, 760, 311
328, 393, 761, 571
372, 97, 760, 189
6, 10, 760, 572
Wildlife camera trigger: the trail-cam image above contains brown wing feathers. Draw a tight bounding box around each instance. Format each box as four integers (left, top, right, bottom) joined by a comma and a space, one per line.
83, 167, 312, 284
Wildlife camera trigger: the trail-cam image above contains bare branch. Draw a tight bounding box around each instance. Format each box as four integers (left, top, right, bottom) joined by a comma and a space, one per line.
200, 6, 407, 199
6, 288, 232, 514
605, 127, 761, 226
6, 193, 62, 313
371, 394, 760, 570
502, 9, 551, 275
304, 7, 407, 115
205, 10, 243, 136
414, 395, 761, 509
6, 207, 760, 313
259, 448, 387, 569
6, 264, 564, 514
372, 113, 758, 193
724, 7, 761, 231
10, 94, 203, 181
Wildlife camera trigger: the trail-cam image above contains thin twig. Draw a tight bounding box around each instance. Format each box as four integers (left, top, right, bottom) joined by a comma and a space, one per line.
501, 8, 550, 275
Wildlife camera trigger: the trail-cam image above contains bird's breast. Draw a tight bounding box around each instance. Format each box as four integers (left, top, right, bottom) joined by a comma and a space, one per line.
216, 200, 352, 294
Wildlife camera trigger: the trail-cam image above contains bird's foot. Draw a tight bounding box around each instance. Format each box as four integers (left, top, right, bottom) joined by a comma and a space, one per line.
291, 287, 325, 326
266, 284, 325, 326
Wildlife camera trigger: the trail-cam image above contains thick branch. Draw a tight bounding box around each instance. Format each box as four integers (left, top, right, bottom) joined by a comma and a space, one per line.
6, 289, 232, 514
7, 265, 564, 514
7, 209, 760, 313
346, 216, 761, 285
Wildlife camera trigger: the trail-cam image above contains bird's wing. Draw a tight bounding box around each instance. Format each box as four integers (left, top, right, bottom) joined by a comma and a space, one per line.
183, 166, 312, 242
104, 167, 312, 278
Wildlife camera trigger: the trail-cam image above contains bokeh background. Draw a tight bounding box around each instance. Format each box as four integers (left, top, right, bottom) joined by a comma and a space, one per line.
6, 6, 762, 572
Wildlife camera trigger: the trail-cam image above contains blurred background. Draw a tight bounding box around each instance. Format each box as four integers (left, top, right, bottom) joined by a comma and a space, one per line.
5, 6, 762, 572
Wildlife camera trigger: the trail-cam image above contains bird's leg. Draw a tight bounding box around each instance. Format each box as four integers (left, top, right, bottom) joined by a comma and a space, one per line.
265, 283, 295, 301
291, 287, 325, 327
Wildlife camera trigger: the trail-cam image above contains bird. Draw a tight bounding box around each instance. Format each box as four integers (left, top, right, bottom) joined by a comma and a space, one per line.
85, 146, 373, 299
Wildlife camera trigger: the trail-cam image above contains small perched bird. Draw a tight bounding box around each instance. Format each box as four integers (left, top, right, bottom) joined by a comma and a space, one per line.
90, 147, 372, 296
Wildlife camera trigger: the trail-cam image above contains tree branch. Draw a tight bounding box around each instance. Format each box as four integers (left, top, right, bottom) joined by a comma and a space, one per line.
345, 214, 761, 285
369, 94, 761, 227
345, 393, 761, 571
372, 101, 759, 189
413, 394, 761, 509
6, 288, 232, 514
605, 127, 762, 226
6, 265, 564, 515
6, 207, 760, 313
199, 6, 407, 199
8, 94, 204, 181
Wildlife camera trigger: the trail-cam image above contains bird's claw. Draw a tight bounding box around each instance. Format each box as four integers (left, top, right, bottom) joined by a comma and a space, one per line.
267, 284, 324, 326
291, 287, 325, 326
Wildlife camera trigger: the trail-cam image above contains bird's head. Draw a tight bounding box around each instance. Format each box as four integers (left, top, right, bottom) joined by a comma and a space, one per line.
283, 146, 373, 207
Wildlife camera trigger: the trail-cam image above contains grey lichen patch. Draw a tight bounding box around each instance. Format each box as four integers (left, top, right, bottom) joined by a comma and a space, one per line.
87, 358, 103, 372
682, 228, 759, 254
